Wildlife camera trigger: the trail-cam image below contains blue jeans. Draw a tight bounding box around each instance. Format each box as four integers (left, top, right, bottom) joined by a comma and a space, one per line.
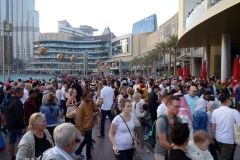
100, 109, 113, 136
75, 130, 92, 159
209, 143, 219, 160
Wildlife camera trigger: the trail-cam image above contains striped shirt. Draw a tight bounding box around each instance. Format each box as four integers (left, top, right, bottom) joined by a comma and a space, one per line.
42, 146, 73, 160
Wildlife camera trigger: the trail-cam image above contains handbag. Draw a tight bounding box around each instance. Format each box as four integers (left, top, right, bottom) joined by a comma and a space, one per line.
233, 110, 240, 146
66, 100, 77, 119
111, 96, 120, 118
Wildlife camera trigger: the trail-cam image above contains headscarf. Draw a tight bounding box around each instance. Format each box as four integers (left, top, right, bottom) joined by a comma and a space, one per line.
195, 98, 207, 112
173, 92, 193, 123
207, 101, 218, 112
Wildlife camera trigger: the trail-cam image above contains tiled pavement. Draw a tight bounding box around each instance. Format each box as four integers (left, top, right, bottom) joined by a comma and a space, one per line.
0, 119, 239, 160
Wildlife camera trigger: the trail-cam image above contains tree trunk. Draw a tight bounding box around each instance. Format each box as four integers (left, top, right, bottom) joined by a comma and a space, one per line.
164, 54, 166, 73
173, 48, 177, 76
168, 49, 172, 72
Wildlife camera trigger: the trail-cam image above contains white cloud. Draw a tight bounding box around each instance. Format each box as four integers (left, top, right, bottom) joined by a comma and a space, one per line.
35, 0, 178, 36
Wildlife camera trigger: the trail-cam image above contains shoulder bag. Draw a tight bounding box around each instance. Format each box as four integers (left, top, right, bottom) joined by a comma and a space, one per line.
233, 110, 240, 146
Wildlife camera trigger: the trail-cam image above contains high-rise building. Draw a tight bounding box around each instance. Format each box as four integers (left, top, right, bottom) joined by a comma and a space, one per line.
58, 20, 98, 36
0, 0, 39, 62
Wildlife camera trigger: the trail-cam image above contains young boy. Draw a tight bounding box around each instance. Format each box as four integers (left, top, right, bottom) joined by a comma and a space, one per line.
186, 130, 213, 160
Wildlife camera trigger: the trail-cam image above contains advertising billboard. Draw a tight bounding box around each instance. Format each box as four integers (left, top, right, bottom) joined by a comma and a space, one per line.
132, 14, 157, 34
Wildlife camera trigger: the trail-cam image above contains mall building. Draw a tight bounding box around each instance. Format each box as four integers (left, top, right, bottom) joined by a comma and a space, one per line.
178, 0, 240, 81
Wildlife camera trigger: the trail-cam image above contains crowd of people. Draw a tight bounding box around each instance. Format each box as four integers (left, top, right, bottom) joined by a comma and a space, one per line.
0, 74, 240, 160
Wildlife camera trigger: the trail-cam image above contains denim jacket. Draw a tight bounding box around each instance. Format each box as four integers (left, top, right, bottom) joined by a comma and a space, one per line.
193, 110, 208, 133
41, 102, 60, 126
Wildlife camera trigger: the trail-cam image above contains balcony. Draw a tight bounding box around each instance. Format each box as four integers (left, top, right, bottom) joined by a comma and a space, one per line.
185, 0, 221, 30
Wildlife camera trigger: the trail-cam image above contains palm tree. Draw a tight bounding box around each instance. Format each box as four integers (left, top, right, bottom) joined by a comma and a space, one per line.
129, 60, 133, 75
166, 34, 178, 75
148, 51, 155, 73
132, 57, 139, 74
155, 41, 167, 72
138, 57, 144, 75
143, 54, 150, 76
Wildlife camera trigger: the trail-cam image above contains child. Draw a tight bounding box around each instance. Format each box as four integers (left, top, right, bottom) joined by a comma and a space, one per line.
141, 104, 152, 141
186, 130, 213, 160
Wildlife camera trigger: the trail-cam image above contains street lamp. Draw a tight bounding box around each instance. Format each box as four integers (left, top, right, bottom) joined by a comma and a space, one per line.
95, 59, 100, 74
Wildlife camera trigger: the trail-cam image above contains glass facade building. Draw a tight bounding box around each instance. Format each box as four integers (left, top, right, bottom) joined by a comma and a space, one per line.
132, 14, 157, 34
27, 33, 111, 74
0, 0, 39, 62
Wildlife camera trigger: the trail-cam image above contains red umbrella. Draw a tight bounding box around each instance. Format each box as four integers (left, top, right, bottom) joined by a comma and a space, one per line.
183, 65, 188, 79
232, 55, 239, 86
178, 68, 183, 77
201, 61, 207, 80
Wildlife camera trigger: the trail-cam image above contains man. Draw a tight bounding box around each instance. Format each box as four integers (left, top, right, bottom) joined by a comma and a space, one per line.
6, 87, 25, 160
154, 95, 182, 159
72, 78, 83, 102
211, 94, 240, 160
42, 85, 55, 106
32, 82, 42, 112
24, 89, 37, 126
41, 123, 76, 160
74, 92, 101, 160
133, 79, 140, 92
18, 82, 29, 104
196, 83, 206, 97
0, 82, 6, 104
184, 85, 199, 114
98, 80, 114, 138
159, 79, 166, 96
170, 79, 178, 88
1, 86, 13, 134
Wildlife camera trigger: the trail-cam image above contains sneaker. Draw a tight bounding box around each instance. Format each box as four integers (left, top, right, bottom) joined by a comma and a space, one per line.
97, 135, 105, 138
144, 135, 149, 141
73, 152, 85, 159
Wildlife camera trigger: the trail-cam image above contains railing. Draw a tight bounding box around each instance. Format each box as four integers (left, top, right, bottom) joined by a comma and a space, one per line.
185, 0, 221, 30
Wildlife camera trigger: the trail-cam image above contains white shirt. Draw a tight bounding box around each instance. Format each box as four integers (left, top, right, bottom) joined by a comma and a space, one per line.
157, 102, 167, 117
60, 86, 66, 100
100, 86, 114, 110
42, 146, 73, 160
211, 106, 240, 144
159, 84, 165, 95
140, 98, 145, 105
20, 88, 29, 104
112, 113, 135, 150
55, 89, 62, 105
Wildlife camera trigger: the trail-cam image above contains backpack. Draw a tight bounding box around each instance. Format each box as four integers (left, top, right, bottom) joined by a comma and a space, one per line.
0, 86, 4, 103
1, 94, 8, 112
148, 115, 178, 148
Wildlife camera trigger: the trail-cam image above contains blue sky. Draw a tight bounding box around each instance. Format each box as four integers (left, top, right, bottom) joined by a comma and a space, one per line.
35, 0, 178, 36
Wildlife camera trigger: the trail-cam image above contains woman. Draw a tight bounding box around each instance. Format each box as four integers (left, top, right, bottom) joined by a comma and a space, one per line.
165, 122, 191, 160
109, 99, 137, 160
41, 93, 60, 139
117, 86, 127, 113
63, 83, 71, 122
131, 93, 149, 153
66, 89, 79, 125
25, 83, 32, 91
148, 85, 161, 122
55, 85, 62, 111
16, 113, 53, 159
193, 91, 211, 133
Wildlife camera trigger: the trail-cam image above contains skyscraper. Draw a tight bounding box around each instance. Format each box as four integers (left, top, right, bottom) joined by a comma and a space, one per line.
0, 0, 39, 62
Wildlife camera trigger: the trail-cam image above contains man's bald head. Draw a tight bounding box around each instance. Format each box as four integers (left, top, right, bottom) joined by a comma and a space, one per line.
188, 85, 198, 97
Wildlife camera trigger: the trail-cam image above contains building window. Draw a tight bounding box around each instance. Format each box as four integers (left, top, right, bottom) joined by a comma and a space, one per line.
165, 24, 171, 38
171, 19, 178, 34
111, 38, 129, 56
159, 28, 164, 40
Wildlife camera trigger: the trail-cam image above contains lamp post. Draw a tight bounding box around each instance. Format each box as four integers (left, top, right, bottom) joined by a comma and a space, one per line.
95, 59, 100, 74
83, 51, 88, 77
